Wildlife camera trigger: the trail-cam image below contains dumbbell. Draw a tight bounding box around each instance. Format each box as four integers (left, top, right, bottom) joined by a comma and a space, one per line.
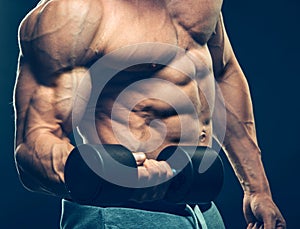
64, 144, 223, 206
64, 144, 192, 206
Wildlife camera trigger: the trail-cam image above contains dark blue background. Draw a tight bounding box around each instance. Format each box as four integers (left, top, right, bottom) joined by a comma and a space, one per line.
1, 0, 299, 228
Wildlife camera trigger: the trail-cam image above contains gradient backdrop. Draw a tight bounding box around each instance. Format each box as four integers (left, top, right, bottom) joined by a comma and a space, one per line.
1, 0, 299, 228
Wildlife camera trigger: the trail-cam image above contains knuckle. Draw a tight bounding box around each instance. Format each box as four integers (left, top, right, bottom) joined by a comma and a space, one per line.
147, 160, 160, 175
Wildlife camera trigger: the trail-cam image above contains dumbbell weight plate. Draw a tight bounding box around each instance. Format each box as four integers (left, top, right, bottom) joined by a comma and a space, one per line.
65, 144, 138, 206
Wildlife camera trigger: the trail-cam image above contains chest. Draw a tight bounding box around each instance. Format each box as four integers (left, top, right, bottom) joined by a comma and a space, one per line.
96, 0, 223, 53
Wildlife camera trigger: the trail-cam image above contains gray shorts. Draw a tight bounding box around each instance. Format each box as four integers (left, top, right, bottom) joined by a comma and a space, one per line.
60, 199, 225, 229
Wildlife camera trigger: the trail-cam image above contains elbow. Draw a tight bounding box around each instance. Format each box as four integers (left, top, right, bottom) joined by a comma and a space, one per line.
14, 144, 43, 193
16, 166, 43, 194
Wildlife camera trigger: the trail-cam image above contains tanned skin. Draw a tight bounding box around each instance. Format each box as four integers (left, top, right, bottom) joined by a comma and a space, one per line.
14, 0, 286, 228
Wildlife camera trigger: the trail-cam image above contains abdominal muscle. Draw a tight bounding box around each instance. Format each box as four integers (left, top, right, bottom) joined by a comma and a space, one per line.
78, 57, 215, 159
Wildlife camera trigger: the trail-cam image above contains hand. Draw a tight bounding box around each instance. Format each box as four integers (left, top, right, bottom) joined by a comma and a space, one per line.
243, 192, 286, 229
131, 152, 174, 202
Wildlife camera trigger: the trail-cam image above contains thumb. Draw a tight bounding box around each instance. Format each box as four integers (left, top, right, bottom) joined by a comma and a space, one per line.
132, 152, 146, 166
243, 197, 256, 224
262, 212, 276, 229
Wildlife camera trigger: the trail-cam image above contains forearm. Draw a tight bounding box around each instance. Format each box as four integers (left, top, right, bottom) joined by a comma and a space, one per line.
15, 132, 74, 197
222, 113, 271, 195
217, 60, 271, 196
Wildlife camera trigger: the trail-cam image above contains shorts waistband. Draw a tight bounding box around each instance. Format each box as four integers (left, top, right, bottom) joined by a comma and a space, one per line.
63, 199, 212, 217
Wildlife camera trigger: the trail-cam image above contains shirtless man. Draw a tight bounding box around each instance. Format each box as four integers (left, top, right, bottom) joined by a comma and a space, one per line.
14, 0, 286, 228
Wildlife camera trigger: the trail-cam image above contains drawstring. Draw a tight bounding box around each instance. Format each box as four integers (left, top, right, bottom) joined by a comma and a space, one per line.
194, 205, 208, 229
185, 205, 200, 229
185, 204, 208, 229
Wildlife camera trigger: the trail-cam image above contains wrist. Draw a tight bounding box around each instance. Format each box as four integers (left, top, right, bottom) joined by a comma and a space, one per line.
241, 180, 272, 197
243, 188, 272, 198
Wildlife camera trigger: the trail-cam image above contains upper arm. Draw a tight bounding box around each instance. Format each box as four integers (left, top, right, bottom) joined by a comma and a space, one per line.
15, 0, 97, 146
208, 13, 257, 144
208, 13, 242, 80
208, 13, 251, 99
14, 1, 96, 193
14, 60, 91, 147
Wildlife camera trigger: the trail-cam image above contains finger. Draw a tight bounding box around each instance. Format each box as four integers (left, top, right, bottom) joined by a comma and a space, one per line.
248, 222, 256, 229
247, 222, 262, 229
159, 161, 174, 178
143, 159, 159, 177
276, 224, 286, 229
132, 152, 146, 165
137, 165, 149, 179
247, 223, 254, 229
143, 160, 173, 185
276, 220, 286, 229
253, 222, 262, 229
151, 160, 173, 182
276, 218, 287, 229
137, 160, 160, 185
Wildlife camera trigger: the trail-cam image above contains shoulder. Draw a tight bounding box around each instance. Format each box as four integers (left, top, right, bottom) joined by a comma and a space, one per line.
18, 0, 103, 77
19, 0, 103, 50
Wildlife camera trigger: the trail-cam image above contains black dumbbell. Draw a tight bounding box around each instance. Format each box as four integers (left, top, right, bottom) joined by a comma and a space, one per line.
64, 144, 223, 206
64, 144, 193, 206
159, 146, 224, 204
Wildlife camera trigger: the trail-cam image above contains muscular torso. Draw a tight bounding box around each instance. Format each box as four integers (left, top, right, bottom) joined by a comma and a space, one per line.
20, 0, 223, 159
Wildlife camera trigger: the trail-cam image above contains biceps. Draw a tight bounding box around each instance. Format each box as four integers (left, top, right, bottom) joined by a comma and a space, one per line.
14, 65, 91, 146
24, 86, 66, 142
